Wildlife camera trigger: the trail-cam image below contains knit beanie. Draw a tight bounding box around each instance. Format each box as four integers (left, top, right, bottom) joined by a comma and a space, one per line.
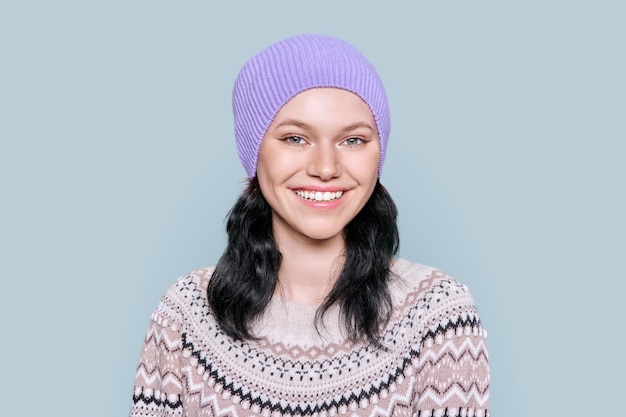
232, 34, 391, 178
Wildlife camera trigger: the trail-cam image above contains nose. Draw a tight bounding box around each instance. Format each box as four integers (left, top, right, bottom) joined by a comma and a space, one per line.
306, 144, 340, 180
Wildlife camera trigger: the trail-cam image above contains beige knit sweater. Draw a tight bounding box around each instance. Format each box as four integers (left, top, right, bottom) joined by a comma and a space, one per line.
130, 259, 489, 417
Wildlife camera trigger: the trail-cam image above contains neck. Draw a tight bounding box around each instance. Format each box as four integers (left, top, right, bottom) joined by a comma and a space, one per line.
273, 231, 345, 305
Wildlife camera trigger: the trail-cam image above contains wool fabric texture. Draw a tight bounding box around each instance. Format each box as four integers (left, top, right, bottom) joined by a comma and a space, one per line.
232, 34, 391, 178
129, 259, 490, 416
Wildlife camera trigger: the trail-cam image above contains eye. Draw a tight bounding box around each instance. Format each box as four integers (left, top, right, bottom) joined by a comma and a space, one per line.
282, 135, 306, 145
343, 137, 364, 146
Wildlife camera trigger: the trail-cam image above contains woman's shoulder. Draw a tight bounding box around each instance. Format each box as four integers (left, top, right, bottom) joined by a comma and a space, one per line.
386, 258, 486, 349
150, 266, 216, 326
389, 258, 480, 317
391, 258, 468, 289
167, 266, 216, 294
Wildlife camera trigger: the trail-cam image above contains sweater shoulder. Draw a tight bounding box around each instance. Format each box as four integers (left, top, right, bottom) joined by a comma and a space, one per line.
390, 258, 476, 304
151, 266, 216, 327
388, 258, 484, 333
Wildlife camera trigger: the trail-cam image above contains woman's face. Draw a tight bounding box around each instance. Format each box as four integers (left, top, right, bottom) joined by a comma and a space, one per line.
257, 88, 380, 246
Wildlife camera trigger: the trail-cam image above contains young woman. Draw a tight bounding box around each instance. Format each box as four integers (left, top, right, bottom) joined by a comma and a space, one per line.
130, 34, 490, 417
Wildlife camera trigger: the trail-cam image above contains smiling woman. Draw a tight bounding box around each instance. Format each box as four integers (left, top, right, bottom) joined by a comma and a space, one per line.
129, 34, 490, 417
258, 88, 380, 253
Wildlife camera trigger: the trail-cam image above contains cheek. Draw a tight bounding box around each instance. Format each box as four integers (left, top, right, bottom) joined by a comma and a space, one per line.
259, 154, 300, 183
256, 157, 296, 203
347, 151, 380, 181
256, 165, 275, 200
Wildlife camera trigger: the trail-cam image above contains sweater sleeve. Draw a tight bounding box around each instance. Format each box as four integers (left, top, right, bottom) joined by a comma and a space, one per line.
129, 311, 185, 417
413, 276, 490, 417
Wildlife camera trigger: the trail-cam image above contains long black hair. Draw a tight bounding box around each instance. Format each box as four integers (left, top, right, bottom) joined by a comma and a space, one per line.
207, 178, 399, 346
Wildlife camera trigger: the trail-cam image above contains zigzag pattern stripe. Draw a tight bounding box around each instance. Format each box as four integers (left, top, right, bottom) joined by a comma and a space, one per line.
178, 315, 484, 415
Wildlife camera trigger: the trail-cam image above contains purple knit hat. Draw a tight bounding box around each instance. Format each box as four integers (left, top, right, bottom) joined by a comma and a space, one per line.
232, 34, 391, 178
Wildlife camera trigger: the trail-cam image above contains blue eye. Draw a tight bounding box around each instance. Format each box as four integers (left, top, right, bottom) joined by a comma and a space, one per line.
284, 136, 306, 144
344, 137, 363, 146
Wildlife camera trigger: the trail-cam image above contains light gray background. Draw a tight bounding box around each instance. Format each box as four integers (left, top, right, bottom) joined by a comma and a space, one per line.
1, 1, 624, 416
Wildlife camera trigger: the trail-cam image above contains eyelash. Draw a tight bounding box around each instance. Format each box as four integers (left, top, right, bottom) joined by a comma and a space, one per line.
343, 137, 364, 146
282, 135, 307, 145
280, 136, 367, 146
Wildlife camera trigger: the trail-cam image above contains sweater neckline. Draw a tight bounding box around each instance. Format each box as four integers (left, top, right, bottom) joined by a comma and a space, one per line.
250, 259, 410, 348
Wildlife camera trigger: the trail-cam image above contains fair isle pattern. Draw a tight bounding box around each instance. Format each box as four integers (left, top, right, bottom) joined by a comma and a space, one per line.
130, 259, 489, 417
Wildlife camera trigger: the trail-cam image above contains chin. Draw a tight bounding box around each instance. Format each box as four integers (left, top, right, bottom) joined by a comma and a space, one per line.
298, 227, 345, 242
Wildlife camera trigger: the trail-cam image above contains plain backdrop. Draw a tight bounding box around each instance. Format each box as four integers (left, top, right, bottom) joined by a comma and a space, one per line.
1, 1, 624, 416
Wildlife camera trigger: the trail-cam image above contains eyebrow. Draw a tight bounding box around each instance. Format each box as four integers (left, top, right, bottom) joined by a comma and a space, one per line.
273, 119, 376, 133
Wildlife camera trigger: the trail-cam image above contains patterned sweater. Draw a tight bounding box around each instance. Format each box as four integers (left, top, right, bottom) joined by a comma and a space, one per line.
130, 259, 489, 417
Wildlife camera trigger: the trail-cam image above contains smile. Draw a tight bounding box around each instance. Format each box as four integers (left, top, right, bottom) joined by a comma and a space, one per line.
295, 190, 344, 202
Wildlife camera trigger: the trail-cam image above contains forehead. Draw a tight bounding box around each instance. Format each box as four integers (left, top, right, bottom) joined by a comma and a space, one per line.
271, 88, 376, 127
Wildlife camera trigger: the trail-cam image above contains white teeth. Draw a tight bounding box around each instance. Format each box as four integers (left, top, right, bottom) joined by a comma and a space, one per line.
295, 190, 344, 202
